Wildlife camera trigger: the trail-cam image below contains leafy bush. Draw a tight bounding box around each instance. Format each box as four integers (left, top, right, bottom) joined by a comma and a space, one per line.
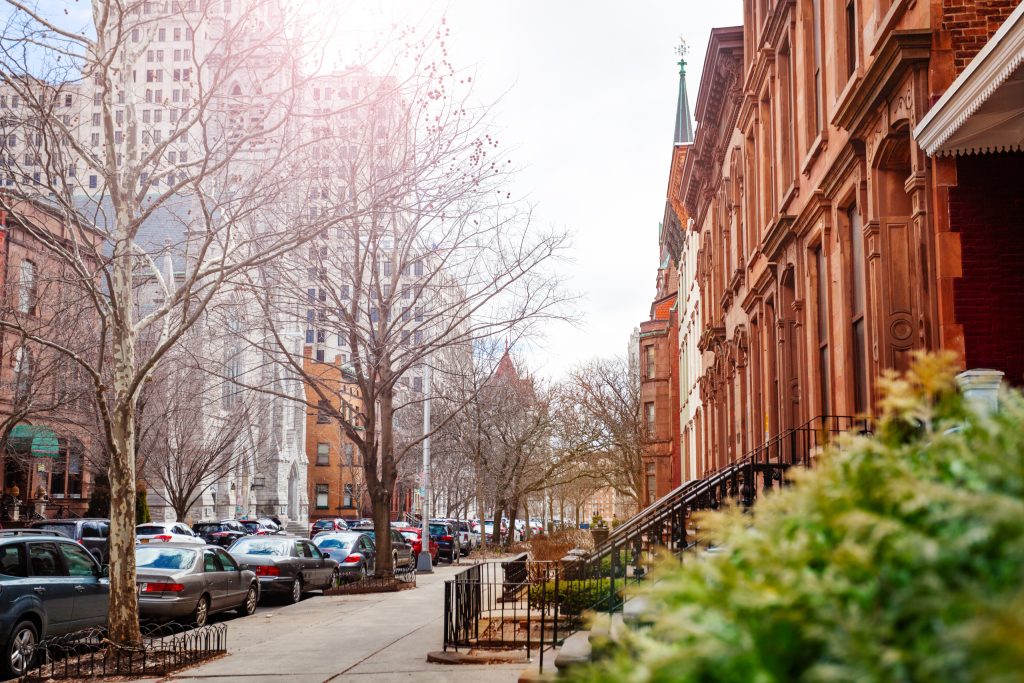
530, 578, 618, 615
573, 354, 1024, 683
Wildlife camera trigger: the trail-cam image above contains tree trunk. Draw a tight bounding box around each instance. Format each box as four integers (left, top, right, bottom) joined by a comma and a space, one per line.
505, 501, 518, 546
491, 499, 504, 546
107, 257, 142, 645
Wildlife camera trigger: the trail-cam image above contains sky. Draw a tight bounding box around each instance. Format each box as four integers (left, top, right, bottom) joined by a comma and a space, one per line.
389, 1, 744, 378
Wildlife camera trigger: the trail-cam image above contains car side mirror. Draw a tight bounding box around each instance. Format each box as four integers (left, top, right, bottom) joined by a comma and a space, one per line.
322, 552, 331, 559
98, 565, 109, 578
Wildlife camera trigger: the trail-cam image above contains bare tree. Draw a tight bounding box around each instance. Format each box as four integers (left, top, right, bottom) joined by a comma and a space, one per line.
0, 0, 392, 645
561, 356, 644, 505
137, 334, 260, 521
244, 55, 572, 575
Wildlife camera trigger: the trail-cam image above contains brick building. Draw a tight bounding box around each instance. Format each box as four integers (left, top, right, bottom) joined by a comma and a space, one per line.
304, 354, 369, 524
656, 0, 1024, 492
0, 196, 103, 519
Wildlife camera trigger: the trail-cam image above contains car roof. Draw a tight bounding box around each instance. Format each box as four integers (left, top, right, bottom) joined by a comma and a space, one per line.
135, 542, 207, 549
0, 531, 74, 540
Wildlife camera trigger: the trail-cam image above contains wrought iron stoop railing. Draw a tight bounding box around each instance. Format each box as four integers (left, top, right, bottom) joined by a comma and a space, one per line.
441, 415, 870, 674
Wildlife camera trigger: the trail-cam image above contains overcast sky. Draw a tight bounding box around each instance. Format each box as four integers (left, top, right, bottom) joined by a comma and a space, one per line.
403, 1, 744, 378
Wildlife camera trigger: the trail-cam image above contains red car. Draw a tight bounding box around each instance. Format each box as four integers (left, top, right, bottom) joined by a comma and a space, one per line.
397, 527, 438, 565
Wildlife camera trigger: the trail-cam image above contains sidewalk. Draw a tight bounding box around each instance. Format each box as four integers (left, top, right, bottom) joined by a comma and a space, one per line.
160, 564, 524, 683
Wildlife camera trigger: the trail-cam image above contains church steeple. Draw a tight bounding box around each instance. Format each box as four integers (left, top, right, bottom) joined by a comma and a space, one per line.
673, 40, 694, 146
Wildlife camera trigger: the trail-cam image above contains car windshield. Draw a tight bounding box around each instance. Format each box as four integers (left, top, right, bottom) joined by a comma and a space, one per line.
400, 532, 419, 541
313, 520, 334, 528
33, 523, 76, 537
136, 525, 168, 535
315, 537, 351, 550
137, 547, 197, 570
232, 538, 290, 555
429, 524, 448, 536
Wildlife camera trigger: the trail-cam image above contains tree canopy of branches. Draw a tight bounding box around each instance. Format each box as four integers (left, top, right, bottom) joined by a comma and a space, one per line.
0, 0, 415, 644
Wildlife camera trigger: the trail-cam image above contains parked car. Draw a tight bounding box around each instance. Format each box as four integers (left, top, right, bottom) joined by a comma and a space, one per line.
0, 534, 108, 678
0, 528, 68, 538
136, 522, 203, 545
309, 518, 349, 539
192, 520, 249, 548
228, 536, 339, 604
29, 518, 110, 564
428, 521, 460, 563
311, 532, 376, 580
135, 544, 259, 626
355, 529, 414, 569
396, 527, 438, 565
239, 519, 281, 536
454, 520, 475, 555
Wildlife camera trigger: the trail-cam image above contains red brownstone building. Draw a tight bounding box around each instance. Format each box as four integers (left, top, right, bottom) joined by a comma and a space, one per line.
0, 196, 103, 519
633, 0, 1023, 514
671, 0, 1024, 487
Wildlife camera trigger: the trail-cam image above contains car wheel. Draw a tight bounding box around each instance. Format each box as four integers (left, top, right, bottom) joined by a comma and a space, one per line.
288, 576, 303, 604
360, 563, 368, 579
393, 551, 399, 569
431, 555, 438, 566
237, 584, 258, 617
3, 620, 37, 678
192, 595, 210, 628
328, 568, 340, 589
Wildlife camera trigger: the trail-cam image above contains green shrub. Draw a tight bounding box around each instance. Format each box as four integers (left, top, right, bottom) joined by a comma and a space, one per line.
529, 578, 619, 615
572, 354, 1024, 683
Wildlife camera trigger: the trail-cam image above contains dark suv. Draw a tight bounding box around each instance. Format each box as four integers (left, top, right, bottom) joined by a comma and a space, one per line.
28, 519, 110, 565
193, 520, 249, 548
428, 521, 460, 563
0, 534, 108, 677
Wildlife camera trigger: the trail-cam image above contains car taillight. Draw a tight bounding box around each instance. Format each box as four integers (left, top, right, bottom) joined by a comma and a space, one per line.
253, 565, 280, 576
342, 554, 362, 564
144, 582, 185, 592
155, 535, 173, 542
442, 535, 453, 542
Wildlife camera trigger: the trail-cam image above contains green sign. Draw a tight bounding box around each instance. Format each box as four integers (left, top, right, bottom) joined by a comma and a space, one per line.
9, 425, 60, 457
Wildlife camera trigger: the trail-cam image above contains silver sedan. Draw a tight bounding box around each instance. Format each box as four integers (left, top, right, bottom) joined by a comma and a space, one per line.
136, 544, 260, 627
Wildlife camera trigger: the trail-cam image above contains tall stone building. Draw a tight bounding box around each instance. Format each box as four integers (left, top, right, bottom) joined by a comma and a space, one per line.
649, 0, 1024, 497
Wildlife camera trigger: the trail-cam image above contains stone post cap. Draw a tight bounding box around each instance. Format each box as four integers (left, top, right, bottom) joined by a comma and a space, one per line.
956, 368, 1004, 414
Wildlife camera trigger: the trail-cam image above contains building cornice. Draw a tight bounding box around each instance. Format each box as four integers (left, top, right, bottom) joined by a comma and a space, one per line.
832, 29, 931, 135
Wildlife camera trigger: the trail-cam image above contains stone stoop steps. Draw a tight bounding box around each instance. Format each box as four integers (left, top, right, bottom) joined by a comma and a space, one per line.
518, 603, 640, 681
284, 521, 309, 536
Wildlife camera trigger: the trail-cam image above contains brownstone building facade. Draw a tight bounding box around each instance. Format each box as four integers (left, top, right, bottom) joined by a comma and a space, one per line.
666, 0, 1024, 485
0, 196, 102, 519
304, 355, 368, 523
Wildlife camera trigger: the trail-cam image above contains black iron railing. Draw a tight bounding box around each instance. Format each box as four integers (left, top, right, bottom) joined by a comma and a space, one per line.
24, 622, 227, 681
441, 416, 870, 667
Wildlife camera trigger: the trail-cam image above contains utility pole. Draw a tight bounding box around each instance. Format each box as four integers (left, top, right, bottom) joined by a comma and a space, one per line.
416, 362, 433, 573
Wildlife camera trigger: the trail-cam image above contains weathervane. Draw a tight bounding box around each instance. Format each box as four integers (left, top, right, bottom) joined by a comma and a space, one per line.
676, 38, 690, 76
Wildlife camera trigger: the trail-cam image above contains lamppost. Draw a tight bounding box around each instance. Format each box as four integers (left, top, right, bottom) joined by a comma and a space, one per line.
416, 362, 433, 573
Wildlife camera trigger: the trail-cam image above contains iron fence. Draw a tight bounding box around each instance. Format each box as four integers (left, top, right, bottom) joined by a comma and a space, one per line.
23, 622, 227, 681
326, 563, 417, 595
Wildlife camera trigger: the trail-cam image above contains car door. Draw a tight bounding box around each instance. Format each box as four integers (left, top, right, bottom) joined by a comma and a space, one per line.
390, 531, 409, 567
57, 541, 108, 628
202, 549, 229, 610
214, 548, 245, 604
358, 536, 375, 572
26, 541, 77, 634
301, 542, 328, 587
292, 540, 316, 583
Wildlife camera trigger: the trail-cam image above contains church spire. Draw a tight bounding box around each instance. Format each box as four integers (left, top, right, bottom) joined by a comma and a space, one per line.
673, 39, 694, 145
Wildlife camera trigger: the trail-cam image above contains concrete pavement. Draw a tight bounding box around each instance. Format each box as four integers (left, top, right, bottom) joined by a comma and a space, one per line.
159, 564, 525, 683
